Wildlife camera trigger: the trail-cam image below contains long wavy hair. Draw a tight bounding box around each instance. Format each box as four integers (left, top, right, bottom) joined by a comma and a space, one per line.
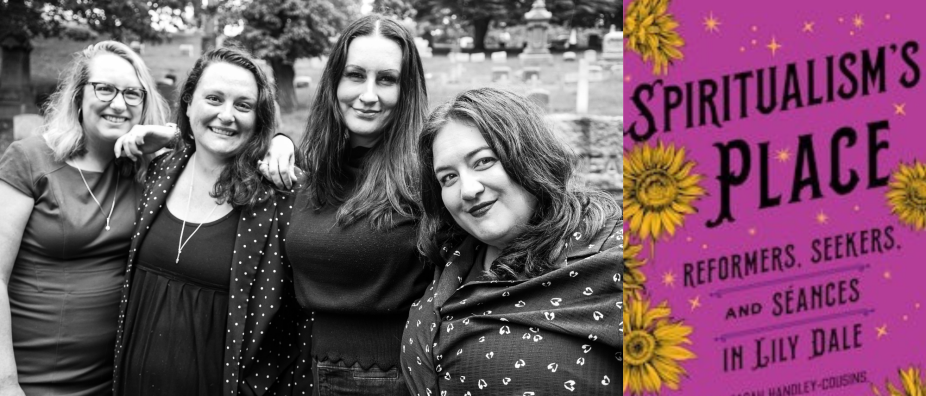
42, 40, 170, 181
174, 46, 279, 209
298, 14, 427, 230
417, 88, 620, 280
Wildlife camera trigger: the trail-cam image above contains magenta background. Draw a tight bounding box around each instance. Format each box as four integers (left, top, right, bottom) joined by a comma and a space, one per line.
623, 0, 925, 395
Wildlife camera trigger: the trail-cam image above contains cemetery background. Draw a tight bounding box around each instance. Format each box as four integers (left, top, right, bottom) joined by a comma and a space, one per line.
0, 4, 622, 198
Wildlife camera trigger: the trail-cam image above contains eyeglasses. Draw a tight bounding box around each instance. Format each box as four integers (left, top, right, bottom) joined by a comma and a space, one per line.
87, 82, 146, 106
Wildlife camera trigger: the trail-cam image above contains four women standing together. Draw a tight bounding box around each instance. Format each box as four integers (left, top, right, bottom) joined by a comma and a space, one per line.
0, 13, 621, 396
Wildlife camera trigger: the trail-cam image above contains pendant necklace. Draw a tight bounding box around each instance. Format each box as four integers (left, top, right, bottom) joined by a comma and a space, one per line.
77, 165, 118, 231
176, 154, 221, 264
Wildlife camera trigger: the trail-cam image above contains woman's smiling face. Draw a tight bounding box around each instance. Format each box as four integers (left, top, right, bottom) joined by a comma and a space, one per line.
336, 34, 402, 147
185, 61, 258, 161
431, 120, 538, 249
80, 53, 145, 146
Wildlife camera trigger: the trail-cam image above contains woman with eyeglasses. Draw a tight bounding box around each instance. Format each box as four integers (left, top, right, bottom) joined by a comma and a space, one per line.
0, 41, 172, 396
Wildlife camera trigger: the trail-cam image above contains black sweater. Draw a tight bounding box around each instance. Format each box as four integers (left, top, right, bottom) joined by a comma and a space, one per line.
284, 149, 428, 370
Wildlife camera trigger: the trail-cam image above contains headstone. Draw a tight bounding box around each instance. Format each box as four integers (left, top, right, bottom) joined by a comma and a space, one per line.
601, 25, 623, 62
584, 50, 597, 62
562, 51, 577, 62
13, 114, 43, 141
414, 37, 433, 58
526, 88, 550, 112
518, 0, 554, 65
588, 65, 604, 82
450, 64, 465, 84
576, 59, 589, 114
179, 44, 195, 58
294, 76, 312, 89
470, 53, 486, 63
491, 51, 508, 63
129, 41, 145, 55
156, 82, 176, 110
491, 66, 512, 83
522, 67, 541, 82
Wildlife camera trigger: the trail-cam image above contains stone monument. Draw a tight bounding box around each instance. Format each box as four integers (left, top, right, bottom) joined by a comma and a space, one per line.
518, 0, 554, 65
601, 24, 623, 62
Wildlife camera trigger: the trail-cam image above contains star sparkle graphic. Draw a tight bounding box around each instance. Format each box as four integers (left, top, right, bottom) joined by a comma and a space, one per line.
853, 14, 864, 29
875, 324, 888, 339
688, 295, 702, 311
662, 271, 677, 288
802, 21, 815, 33
704, 12, 721, 33
894, 103, 906, 116
767, 36, 782, 56
776, 148, 791, 162
816, 211, 829, 225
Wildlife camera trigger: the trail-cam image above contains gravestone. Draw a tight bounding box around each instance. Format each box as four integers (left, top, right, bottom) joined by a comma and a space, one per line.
563, 51, 577, 62
547, 114, 622, 198
601, 25, 623, 62
156, 82, 177, 110
491, 51, 508, 63
522, 67, 541, 82
588, 65, 604, 82
414, 37, 433, 58
130, 41, 145, 55
518, 0, 554, 65
576, 59, 589, 114
526, 88, 550, 112
492, 66, 512, 83
584, 50, 597, 62
470, 53, 486, 63
179, 44, 195, 58
13, 114, 43, 141
294, 76, 312, 89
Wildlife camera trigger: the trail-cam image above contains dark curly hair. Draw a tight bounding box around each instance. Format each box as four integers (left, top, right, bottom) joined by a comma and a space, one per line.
417, 88, 620, 280
174, 45, 279, 209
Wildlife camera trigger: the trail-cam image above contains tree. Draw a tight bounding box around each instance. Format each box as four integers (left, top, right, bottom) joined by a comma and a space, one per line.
0, 0, 185, 112
548, 0, 621, 29
413, 0, 529, 52
411, 0, 619, 51
220, 0, 357, 113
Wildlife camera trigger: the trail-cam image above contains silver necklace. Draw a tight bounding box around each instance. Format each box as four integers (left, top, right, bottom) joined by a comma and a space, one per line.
176, 154, 221, 264
76, 165, 118, 231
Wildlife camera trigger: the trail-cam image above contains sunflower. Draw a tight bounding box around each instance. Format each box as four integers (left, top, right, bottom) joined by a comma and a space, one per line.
624, 298, 695, 395
887, 161, 926, 230
623, 238, 647, 302
625, 0, 685, 75
872, 367, 926, 396
624, 141, 705, 241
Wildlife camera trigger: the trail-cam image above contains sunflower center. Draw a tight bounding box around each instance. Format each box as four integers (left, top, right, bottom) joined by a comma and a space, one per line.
910, 179, 926, 207
625, 331, 657, 366
637, 170, 679, 209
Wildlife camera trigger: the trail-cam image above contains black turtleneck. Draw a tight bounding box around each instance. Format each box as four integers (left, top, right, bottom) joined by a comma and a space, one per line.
283, 147, 428, 370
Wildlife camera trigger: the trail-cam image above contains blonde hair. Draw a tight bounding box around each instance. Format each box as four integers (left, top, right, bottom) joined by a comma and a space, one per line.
42, 40, 169, 179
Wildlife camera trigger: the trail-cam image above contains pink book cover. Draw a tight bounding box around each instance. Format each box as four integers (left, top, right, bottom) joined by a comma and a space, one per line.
622, 0, 925, 395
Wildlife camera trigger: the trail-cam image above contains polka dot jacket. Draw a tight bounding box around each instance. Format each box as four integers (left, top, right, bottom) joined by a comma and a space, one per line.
112, 147, 312, 396
401, 218, 622, 395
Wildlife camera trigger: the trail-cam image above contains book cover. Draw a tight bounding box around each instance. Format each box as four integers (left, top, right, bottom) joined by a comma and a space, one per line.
622, 1, 925, 395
